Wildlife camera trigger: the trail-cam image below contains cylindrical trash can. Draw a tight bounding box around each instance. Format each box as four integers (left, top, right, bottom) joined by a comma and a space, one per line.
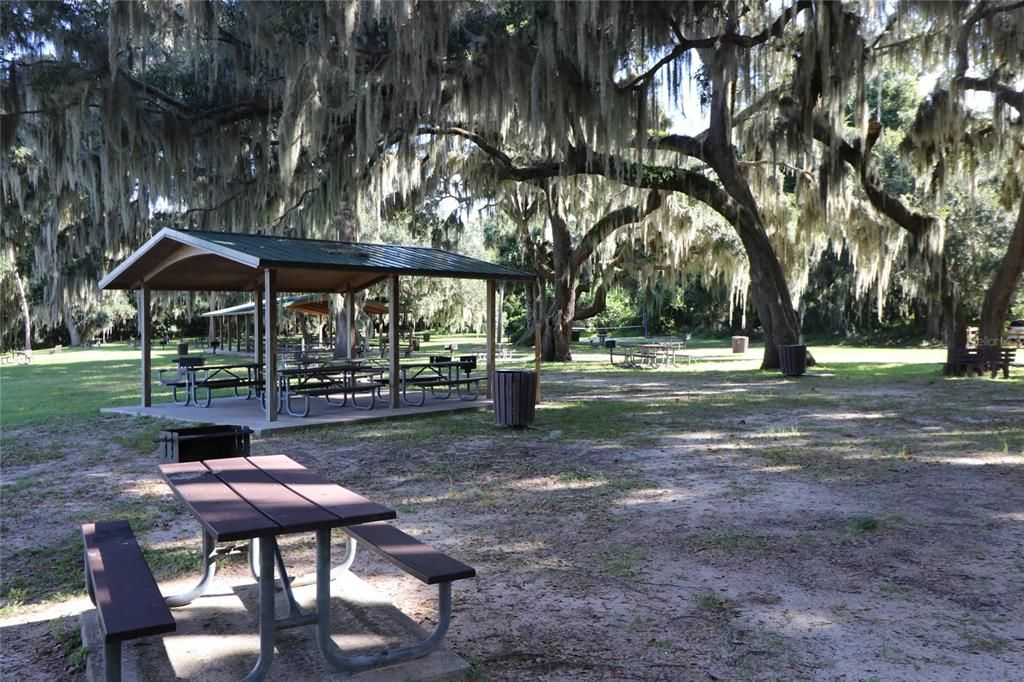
571, 330, 581, 342
778, 344, 807, 377
731, 336, 749, 353
492, 369, 537, 427
177, 342, 189, 356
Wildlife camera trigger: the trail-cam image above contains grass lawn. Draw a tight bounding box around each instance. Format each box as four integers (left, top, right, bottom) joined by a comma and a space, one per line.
1, 340, 1021, 680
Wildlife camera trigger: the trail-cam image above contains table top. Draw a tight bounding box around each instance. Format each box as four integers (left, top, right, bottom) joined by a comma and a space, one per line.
159, 455, 396, 542
402, 360, 470, 369
199, 362, 261, 371
279, 363, 381, 377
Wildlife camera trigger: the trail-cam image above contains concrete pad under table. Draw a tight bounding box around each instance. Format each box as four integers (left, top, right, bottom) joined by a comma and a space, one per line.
80, 570, 469, 682
103, 395, 492, 436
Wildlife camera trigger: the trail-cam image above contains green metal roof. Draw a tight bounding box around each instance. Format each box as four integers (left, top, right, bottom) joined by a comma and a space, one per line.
186, 230, 530, 277
99, 228, 534, 292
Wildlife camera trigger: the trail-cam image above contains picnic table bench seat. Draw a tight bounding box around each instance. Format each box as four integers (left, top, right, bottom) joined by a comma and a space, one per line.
944, 347, 983, 376
981, 345, 1016, 378
82, 519, 176, 682
340, 521, 475, 668
944, 346, 1016, 378
345, 521, 476, 585
191, 373, 260, 407
396, 375, 481, 405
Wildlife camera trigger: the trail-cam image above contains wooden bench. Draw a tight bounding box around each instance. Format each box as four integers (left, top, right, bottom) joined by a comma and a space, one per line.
341, 521, 475, 667
980, 345, 1016, 378
82, 520, 175, 682
945, 346, 1016, 378
943, 347, 984, 376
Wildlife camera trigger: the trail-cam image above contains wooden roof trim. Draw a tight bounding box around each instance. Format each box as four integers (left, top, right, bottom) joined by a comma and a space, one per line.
143, 244, 208, 282
98, 228, 262, 289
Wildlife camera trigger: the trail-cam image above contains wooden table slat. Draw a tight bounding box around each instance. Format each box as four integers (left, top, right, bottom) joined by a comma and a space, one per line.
204, 457, 341, 533
159, 461, 279, 542
248, 455, 396, 525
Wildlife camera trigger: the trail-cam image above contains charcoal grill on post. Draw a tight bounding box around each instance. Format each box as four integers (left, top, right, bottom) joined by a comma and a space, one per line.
157, 425, 253, 463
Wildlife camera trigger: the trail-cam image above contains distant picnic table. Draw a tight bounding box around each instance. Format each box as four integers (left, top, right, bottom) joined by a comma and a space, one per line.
1, 349, 32, 365
606, 339, 692, 368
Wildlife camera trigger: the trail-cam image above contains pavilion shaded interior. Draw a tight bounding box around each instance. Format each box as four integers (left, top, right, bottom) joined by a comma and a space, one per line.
99, 228, 534, 421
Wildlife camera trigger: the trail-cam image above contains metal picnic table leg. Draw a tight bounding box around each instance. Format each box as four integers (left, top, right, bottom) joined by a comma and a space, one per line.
241, 535, 278, 682
164, 530, 218, 607
252, 534, 357, 589
315, 529, 454, 672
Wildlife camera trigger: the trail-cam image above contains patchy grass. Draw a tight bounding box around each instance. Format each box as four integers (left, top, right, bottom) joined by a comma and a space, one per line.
49, 616, 88, 677
844, 515, 880, 534
594, 547, 646, 579
694, 590, 733, 613
700, 530, 773, 554
1, 341, 1022, 680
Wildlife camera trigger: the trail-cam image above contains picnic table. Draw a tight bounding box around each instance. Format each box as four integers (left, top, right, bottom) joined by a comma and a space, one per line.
157, 455, 474, 680
158, 361, 261, 407
395, 358, 480, 406
612, 341, 690, 368
160, 455, 395, 680
273, 361, 385, 416
1, 349, 32, 365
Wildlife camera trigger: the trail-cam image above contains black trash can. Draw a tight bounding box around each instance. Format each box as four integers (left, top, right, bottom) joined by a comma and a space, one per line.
492, 370, 537, 427
157, 425, 253, 463
779, 344, 807, 377
571, 330, 581, 342
177, 342, 189, 356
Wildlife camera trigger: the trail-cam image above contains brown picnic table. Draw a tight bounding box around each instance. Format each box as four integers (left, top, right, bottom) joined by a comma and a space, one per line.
84, 455, 476, 680
158, 454, 477, 680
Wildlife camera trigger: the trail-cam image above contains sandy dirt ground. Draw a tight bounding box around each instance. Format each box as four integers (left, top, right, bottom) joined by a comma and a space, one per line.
1, 358, 1022, 680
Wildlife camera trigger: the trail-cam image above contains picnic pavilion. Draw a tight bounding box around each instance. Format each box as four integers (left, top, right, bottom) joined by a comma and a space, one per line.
98, 228, 534, 424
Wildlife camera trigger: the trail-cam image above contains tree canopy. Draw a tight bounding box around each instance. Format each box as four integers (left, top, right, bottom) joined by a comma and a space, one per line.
2, 1, 1021, 360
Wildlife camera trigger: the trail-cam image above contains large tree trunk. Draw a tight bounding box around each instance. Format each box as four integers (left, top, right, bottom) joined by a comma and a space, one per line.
333, 204, 358, 356
979, 197, 1024, 344
11, 259, 32, 350
547, 203, 576, 361
65, 307, 82, 347
701, 29, 803, 369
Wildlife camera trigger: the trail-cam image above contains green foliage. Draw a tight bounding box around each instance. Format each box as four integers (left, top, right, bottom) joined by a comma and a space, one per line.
943, 186, 1021, 322
585, 287, 637, 331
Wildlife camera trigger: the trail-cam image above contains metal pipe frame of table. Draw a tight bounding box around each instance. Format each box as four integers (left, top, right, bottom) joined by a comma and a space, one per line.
160, 455, 456, 680
397, 360, 476, 406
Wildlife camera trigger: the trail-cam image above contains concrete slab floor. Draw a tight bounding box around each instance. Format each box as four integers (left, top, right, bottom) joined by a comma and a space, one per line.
81, 570, 470, 681
103, 396, 493, 436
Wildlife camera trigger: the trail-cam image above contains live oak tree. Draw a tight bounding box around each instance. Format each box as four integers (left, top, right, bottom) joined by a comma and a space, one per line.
3, 0, 1020, 359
